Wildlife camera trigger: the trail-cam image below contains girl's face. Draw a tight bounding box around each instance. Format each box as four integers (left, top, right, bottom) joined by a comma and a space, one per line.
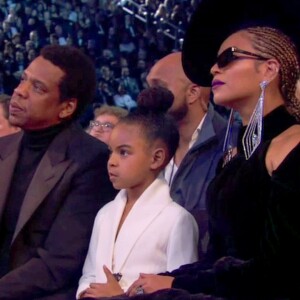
210, 31, 265, 115
107, 123, 155, 197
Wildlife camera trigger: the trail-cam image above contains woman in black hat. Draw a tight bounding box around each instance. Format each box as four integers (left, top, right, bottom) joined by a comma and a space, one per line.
124, 25, 300, 299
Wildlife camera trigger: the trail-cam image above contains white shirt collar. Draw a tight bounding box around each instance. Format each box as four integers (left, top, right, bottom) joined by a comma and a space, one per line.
164, 114, 207, 185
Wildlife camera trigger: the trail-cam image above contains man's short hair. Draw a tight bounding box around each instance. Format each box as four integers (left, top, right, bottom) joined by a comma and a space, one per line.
94, 105, 128, 119
40, 45, 97, 119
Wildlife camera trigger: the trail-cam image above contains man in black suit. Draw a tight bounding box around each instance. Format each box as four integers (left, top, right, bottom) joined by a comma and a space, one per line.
0, 45, 117, 299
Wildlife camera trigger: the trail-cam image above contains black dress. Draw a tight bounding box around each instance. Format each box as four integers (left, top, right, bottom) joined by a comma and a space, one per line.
167, 106, 300, 299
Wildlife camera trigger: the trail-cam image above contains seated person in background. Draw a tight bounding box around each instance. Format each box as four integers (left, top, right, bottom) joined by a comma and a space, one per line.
89, 105, 128, 145
0, 94, 20, 137
113, 83, 137, 112
146, 52, 228, 257
76, 86, 199, 299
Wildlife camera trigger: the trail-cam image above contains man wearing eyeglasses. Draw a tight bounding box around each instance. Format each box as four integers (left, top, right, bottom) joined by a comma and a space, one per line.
88, 105, 128, 145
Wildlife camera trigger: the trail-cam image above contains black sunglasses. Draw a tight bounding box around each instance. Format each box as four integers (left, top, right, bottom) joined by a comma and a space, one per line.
216, 47, 269, 68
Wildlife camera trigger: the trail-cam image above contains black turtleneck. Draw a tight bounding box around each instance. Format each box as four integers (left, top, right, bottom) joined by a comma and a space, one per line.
0, 121, 69, 276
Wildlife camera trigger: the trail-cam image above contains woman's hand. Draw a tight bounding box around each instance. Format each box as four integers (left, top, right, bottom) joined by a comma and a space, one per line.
126, 274, 174, 296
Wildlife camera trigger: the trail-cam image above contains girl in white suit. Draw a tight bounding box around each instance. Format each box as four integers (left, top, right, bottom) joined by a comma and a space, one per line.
77, 87, 199, 299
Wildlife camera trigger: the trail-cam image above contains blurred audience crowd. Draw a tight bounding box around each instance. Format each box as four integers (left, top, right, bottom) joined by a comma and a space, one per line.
0, 0, 200, 124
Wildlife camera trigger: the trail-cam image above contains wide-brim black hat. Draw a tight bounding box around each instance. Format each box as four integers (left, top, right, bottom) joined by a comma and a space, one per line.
182, 0, 300, 86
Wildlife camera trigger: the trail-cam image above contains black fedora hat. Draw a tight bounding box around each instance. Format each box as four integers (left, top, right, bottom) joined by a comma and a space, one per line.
182, 0, 300, 86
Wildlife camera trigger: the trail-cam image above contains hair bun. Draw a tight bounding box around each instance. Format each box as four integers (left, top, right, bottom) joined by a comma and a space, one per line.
136, 86, 174, 114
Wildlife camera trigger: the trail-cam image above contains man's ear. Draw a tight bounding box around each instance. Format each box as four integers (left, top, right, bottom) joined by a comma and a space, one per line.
150, 147, 166, 170
263, 59, 280, 83
186, 84, 210, 112
186, 84, 200, 105
59, 98, 78, 119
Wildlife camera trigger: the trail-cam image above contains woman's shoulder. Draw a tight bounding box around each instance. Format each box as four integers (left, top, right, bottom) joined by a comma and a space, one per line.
266, 124, 300, 175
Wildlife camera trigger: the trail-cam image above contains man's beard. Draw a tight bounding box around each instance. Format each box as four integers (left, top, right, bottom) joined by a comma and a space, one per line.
168, 102, 188, 122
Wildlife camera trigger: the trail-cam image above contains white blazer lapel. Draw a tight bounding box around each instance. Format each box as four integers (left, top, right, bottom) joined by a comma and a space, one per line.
113, 177, 171, 272
95, 190, 127, 282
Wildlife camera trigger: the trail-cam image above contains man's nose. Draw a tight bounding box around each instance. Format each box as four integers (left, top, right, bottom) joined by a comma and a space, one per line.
14, 80, 30, 98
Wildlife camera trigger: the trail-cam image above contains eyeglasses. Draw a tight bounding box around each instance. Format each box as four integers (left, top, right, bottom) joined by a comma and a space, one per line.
89, 121, 115, 132
216, 47, 269, 68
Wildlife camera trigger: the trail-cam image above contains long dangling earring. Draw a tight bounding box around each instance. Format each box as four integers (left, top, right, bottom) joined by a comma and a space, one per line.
242, 80, 268, 160
222, 108, 235, 167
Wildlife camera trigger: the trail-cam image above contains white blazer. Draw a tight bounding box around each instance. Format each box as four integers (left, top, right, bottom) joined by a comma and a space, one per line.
76, 176, 198, 298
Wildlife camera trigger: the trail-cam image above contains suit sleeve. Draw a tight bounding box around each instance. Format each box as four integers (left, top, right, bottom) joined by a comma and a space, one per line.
0, 148, 117, 299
